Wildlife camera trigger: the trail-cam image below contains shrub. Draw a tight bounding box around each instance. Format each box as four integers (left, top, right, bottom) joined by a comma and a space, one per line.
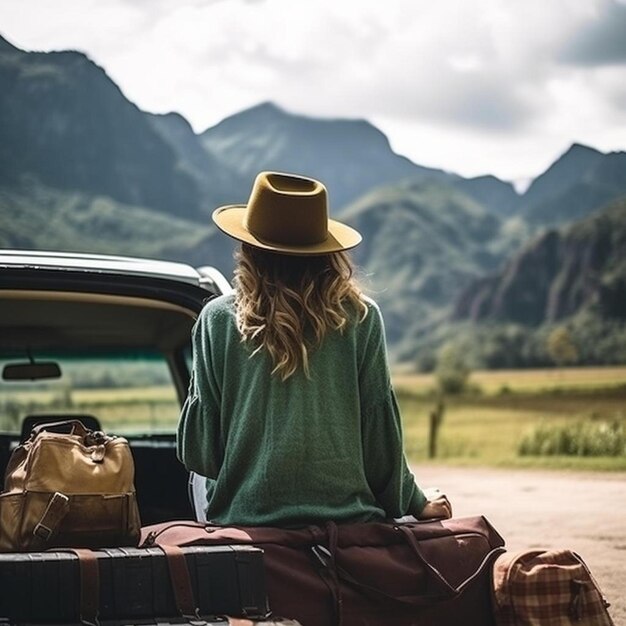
547, 327, 578, 367
435, 342, 471, 394
518, 420, 626, 457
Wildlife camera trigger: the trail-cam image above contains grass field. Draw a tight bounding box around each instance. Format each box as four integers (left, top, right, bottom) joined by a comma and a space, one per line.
0, 386, 180, 433
1, 366, 625, 470
393, 366, 626, 471
392, 365, 626, 395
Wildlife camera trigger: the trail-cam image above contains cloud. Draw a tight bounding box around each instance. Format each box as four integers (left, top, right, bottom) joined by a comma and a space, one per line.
344, 66, 537, 131
0, 0, 625, 180
608, 79, 626, 109
173, 0, 547, 132
559, 0, 626, 66
0, 0, 586, 133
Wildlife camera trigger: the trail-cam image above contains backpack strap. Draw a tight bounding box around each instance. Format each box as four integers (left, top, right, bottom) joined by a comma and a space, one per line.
31, 491, 70, 549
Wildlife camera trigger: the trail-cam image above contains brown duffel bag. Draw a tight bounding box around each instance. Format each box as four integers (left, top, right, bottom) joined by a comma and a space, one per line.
0, 419, 140, 551
141, 515, 505, 626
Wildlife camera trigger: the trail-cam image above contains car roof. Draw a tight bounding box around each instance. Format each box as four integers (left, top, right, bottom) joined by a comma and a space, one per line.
0, 249, 203, 285
0, 249, 233, 356
0, 249, 233, 296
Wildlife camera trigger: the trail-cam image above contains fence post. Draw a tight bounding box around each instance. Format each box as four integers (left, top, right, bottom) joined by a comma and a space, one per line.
428, 397, 445, 459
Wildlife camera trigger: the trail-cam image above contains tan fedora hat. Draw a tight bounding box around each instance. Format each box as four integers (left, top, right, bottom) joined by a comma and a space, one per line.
212, 171, 362, 255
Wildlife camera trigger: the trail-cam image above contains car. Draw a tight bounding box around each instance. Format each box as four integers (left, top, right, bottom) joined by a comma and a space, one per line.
0, 249, 508, 626
0, 249, 232, 525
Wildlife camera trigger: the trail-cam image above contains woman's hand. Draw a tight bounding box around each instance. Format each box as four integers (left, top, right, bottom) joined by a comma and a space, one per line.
418, 487, 452, 520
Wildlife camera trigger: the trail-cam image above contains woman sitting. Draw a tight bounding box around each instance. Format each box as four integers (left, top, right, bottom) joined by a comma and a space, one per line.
177, 171, 451, 526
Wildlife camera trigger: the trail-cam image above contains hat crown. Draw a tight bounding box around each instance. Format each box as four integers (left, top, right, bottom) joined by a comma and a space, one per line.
244, 172, 329, 246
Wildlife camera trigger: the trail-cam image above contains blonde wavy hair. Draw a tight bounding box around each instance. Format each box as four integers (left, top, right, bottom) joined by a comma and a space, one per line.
233, 243, 368, 380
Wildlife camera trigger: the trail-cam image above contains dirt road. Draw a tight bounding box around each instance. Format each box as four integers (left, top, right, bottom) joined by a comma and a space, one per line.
412, 464, 626, 625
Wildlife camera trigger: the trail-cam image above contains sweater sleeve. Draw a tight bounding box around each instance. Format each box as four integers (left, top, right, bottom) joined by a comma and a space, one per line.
359, 302, 427, 518
177, 309, 224, 479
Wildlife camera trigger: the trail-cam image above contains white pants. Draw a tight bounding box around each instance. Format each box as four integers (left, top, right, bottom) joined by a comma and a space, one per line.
189, 472, 209, 522
188, 471, 421, 525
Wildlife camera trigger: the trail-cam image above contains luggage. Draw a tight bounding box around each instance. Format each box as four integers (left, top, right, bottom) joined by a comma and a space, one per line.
227, 620, 301, 626
0, 544, 269, 624
141, 515, 506, 626
0, 615, 298, 625
2, 617, 303, 626
0, 419, 141, 551
492, 549, 615, 625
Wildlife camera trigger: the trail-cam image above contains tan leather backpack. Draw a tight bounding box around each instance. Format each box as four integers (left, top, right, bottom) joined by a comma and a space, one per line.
0, 420, 140, 551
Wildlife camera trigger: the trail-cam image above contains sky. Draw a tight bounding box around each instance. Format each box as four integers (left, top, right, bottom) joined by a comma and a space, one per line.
1, 0, 626, 188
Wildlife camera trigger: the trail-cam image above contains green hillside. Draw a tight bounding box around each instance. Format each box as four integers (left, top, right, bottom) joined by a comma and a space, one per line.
454, 197, 626, 325
342, 179, 502, 353
0, 182, 212, 259
415, 197, 626, 370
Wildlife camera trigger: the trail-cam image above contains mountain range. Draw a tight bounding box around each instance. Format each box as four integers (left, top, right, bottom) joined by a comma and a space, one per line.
1, 33, 625, 365
0, 36, 203, 219
454, 196, 626, 326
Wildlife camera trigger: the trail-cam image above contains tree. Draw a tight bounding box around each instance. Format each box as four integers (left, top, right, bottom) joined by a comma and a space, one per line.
547, 327, 578, 368
435, 342, 471, 394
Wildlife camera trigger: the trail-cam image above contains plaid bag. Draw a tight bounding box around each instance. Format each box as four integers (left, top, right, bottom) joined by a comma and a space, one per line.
492, 549, 615, 625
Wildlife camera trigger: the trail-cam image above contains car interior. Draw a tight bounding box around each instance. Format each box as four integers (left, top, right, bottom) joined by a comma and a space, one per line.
0, 288, 204, 524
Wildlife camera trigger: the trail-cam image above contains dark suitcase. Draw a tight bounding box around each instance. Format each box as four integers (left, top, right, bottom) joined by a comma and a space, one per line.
0, 617, 303, 626
0, 545, 269, 624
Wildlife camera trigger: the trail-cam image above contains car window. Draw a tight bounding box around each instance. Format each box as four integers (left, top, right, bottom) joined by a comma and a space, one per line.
184, 346, 192, 373
0, 351, 179, 435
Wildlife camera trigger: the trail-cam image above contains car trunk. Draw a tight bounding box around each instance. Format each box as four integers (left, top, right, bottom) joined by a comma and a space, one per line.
0, 261, 219, 525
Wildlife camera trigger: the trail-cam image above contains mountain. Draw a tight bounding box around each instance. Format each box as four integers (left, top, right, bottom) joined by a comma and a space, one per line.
147, 112, 245, 213
0, 34, 18, 52
1, 32, 520, 227
201, 101, 523, 216
200, 102, 454, 210
0, 35, 204, 218
452, 175, 520, 216
341, 179, 502, 354
522, 143, 603, 210
520, 143, 626, 227
0, 178, 243, 272
453, 196, 626, 325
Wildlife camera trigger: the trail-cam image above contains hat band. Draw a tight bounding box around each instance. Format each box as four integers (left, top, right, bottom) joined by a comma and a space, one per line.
244, 214, 328, 246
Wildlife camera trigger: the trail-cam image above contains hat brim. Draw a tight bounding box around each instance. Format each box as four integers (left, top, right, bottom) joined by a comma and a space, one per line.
212, 205, 362, 256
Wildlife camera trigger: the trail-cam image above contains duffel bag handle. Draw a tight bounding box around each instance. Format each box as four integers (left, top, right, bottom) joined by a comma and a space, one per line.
327, 539, 505, 609
399, 525, 506, 597
316, 521, 506, 610
30, 419, 91, 439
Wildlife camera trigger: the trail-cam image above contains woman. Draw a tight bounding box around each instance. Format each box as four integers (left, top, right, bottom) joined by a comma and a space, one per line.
177, 171, 451, 527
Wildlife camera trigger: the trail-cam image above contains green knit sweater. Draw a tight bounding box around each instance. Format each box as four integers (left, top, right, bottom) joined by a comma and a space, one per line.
177, 293, 426, 526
